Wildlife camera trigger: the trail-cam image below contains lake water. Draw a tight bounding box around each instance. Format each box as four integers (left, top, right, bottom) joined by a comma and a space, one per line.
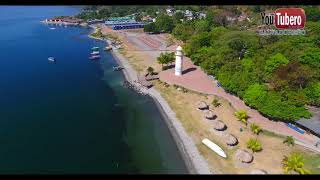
0, 6, 187, 174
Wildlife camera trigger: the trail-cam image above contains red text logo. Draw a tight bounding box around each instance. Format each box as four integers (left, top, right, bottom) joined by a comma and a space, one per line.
274, 8, 306, 29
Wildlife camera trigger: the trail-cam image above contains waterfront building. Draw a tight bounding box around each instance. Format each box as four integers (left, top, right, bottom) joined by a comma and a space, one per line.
111, 22, 145, 30
44, 17, 83, 25
105, 15, 136, 26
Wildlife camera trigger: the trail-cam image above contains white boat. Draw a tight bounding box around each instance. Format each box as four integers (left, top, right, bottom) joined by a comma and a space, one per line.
202, 138, 227, 158
90, 51, 100, 55
50, 27, 56, 30
48, 57, 56, 62
89, 55, 101, 60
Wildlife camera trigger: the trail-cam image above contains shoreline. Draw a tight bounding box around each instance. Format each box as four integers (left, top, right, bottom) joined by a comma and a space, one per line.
87, 25, 211, 174
107, 37, 211, 174
111, 48, 211, 174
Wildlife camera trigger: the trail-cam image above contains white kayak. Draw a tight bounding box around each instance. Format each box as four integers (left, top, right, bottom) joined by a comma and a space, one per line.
202, 138, 227, 158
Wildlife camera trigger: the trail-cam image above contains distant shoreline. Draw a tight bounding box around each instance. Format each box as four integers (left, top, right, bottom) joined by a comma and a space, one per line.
87, 24, 212, 174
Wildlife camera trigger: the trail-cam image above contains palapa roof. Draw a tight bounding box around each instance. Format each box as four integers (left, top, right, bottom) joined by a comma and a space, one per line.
212, 120, 226, 131
235, 149, 253, 163
250, 169, 267, 174
204, 110, 216, 119
196, 101, 208, 110
224, 133, 238, 146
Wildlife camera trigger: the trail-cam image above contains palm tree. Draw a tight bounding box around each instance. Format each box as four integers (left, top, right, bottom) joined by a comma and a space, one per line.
283, 136, 295, 146
212, 98, 221, 107
157, 53, 166, 69
282, 153, 310, 174
147, 66, 154, 75
157, 52, 175, 70
250, 123, 262, 135
246, 138, 262, 153
234, 110, 249, 126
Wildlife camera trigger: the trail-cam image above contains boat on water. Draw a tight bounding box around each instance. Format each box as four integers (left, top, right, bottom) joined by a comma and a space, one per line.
89, 55, 101, 60
49, 27, 56, 30
90, 51, 100, 55
202, 138, 227, 158
91, 47, 100, 51
48, 57, 56, 62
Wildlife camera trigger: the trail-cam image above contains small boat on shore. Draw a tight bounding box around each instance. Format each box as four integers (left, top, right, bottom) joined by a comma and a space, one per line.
89, 55, 101, 60
105, 46, 112, 51
48, 57, 56, 62
113, 66, 123, 71
202, 138, 227, 158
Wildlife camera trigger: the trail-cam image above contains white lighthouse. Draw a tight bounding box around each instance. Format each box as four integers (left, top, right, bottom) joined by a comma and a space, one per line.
175, 46, 183, 76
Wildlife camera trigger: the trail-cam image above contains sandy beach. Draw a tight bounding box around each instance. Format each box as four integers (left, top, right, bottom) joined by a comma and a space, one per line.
88, 25, 212, 174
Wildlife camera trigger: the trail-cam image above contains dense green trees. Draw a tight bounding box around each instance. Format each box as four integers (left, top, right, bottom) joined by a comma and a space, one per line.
299, 47, 320, 68
173, 8, 320, 122
172, 22, 195, 42
144, 14, 175, 33
305, 83, 320, 106
264, 53, 289, 78
144, 23, 158, 33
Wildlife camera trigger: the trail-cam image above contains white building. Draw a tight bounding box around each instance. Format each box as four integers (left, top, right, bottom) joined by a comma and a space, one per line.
166, 8, 175, 16
184, 10, 194, 20
175, 46, 183, 76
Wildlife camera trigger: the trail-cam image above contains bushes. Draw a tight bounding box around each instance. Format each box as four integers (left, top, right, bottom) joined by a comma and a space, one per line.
305, 82, 320, 106
243, 84, 311, 121
246, 138, 262, 152
264, 53, 289, 78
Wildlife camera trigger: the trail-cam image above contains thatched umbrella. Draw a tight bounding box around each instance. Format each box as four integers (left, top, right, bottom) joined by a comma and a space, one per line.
224, 133, 238, 146
235, 149, 253, 163
204, 110, 216, 120
212, 120, 226, 131
250, 169, 267, 174
196, 101, 208, 110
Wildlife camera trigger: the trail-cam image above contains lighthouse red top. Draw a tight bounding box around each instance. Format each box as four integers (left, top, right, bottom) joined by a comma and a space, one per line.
274, 8, 306, 29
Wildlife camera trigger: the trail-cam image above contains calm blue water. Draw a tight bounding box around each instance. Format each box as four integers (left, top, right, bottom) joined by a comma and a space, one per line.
0, 6, 187, 174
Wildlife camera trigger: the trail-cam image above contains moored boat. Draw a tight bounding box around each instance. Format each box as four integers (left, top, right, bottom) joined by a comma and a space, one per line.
89, 55, 101, 60
90, 51, 100, 55
91, 47, 100, 51
48, 57, 56, 62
